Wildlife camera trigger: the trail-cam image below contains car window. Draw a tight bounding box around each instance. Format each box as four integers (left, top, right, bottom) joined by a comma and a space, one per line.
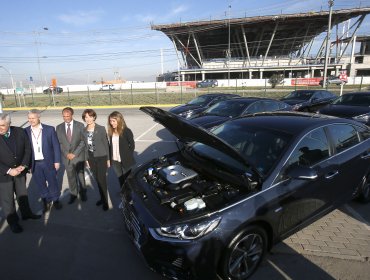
312, 92, 323, 100
263, 100, 279, 111
327, 124, 360, 153
286, 127, 330, 168
246, 101, 265, 114
356, 125, 370, 140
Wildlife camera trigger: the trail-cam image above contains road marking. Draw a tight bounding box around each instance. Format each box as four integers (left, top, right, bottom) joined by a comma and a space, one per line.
135, 123, 158, 141
267, 259, 293, 280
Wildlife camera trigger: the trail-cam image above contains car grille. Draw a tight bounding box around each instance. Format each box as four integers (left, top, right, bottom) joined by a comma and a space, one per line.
121, 195, 144, 248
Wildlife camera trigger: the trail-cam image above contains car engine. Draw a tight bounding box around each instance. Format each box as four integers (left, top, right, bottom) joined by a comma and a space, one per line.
142, 155, 248, 214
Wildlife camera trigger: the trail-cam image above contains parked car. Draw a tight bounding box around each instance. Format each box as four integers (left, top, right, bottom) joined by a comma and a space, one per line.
169, 93, 239, 119
319, 92, 370, 126
190, 97, 292, 129
280, 89, 337, 112
99, 84, 115, 91
319, 75, 348, 86
196, 79, 218, 88
43, 86, 63, 94
121, 107, 370, 280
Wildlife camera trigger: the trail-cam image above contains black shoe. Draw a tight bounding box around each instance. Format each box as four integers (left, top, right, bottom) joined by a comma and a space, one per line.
96, 200, 103, 206
10, 223, 23, 233
80, 191, 87, 202
102, 204, 109, 211
22, 213, 42, 220
68, 195, 77, 205
42, 199, 51, 213
53, 200, 63, 210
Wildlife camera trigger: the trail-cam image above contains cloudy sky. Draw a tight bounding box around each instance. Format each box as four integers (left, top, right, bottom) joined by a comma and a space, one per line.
0, 0, 369, 87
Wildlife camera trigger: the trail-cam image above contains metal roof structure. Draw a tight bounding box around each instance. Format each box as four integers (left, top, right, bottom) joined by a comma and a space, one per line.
152, 8, 370, 69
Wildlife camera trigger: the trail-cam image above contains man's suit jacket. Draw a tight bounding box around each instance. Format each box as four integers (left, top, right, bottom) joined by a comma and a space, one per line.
83, 123, 109, 159
56, 120, 86, 165
0, 126, 31, 182
25, 123, 61, 172
109, 127, 136, 169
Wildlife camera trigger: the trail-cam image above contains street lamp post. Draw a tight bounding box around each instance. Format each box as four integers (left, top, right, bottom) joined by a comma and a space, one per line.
34, 27, 48, 92
323, 0, 334, 88
0, 65, 20, 107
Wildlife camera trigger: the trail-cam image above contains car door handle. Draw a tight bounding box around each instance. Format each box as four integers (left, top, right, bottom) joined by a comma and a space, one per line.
325, 170, 339, 179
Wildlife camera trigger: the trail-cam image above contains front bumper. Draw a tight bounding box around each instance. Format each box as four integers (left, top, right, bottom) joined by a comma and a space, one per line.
120, 190, 222, 280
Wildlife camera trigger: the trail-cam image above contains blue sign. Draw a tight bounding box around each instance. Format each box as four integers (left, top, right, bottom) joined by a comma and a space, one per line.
30, 76, 33, 82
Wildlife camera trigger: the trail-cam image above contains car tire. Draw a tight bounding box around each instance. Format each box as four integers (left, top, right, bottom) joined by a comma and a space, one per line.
211, 84, 215, 88
220, 226, 267, 280
355, 172, 370, 203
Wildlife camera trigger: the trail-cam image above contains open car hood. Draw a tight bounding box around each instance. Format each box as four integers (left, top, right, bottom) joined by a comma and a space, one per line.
140, 106, 253, 170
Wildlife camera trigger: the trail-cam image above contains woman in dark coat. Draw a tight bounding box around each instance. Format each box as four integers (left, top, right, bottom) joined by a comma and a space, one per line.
107, 111, 135, 188
82, 109, 110, 211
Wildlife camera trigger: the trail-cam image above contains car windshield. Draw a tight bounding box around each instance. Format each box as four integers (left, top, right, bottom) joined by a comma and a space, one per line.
332, 94, 370, 107
204, 100, 252, 117
283, 91, 314, 101
190, 120, 292, 176
187, 95, 214, 106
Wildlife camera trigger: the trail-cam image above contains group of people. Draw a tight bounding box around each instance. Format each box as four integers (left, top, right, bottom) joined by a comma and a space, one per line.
0, 107, 135, 233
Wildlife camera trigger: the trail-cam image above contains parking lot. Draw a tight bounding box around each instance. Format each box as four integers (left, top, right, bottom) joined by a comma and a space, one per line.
0, 107, 369, 280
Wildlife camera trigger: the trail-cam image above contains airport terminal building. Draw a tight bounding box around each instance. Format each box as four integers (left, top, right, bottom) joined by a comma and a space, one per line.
152, 8, 370, 83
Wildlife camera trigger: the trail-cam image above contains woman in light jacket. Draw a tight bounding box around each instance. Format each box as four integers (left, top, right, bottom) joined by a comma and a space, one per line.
82, 109, 110, 211
107, 111, 135, 188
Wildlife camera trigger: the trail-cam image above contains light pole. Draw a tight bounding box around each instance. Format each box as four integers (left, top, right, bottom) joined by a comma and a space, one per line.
227, 3, 231, 86
323, 0, 334, 88
0, 65, 20, 107
34, 27, 48, 92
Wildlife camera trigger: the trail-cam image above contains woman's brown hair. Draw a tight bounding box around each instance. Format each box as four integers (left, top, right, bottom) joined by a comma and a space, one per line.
107, 111, 126, 136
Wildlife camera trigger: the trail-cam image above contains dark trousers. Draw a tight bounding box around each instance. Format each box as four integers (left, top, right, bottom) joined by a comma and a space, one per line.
33, 160, 60, 202
0, 176, 27, 225
65, 160, 86, 196
111, 160, 132, 188
88, 154, 108, 205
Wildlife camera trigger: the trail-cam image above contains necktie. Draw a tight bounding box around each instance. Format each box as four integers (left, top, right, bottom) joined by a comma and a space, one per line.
4, 132, 10, 138
67, 123, 72, 143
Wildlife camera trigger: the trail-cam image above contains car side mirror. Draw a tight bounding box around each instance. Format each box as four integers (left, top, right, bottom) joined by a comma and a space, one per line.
286, 165, 318, 180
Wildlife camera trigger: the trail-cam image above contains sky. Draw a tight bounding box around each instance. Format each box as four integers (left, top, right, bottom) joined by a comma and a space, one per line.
0, 0, 370, 87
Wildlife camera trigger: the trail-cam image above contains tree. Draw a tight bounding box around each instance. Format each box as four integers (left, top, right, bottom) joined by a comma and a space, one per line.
268, 74, 284, 88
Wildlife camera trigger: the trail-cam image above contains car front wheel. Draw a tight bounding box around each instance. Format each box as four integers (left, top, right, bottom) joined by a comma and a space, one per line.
221, 226, 267, 279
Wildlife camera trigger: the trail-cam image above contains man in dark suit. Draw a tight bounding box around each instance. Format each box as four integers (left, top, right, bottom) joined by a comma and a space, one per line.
56, 107, 87, 204
25, 109, 62, 212
0, 113, 41, 233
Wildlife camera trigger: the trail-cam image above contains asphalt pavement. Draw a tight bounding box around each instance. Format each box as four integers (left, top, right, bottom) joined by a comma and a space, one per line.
0, 107, 369, 280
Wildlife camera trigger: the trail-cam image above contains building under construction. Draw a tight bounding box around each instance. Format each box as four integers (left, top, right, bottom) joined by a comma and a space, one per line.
152, 7, 370, 82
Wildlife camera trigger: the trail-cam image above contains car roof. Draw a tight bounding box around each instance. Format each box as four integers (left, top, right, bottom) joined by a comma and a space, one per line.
343, 91, 370, 96
232, 111, 357, 135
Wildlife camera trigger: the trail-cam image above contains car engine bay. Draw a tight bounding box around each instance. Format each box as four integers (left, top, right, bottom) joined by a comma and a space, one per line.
141, 155, 255, 214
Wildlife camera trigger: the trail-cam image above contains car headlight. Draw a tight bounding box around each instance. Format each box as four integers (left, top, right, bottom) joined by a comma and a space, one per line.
353, 113, 370, 123
154, 217, 221, 240
178, 110, 194, 119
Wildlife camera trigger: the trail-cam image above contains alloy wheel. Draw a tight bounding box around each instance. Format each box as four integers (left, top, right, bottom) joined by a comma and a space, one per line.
228, 232, 264, 279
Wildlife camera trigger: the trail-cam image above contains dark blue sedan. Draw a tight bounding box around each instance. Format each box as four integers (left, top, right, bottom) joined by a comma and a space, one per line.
169, 93, 239, 119
319, 92, 370, 126
190, 97, 291, 129
121, 107, 370, 280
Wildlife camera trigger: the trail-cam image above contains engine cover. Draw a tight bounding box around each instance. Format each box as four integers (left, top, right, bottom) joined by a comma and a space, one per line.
158, 165, 198, 184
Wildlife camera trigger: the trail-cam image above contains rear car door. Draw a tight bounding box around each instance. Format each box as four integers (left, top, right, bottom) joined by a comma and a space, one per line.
273, 126, 343, 236
325, 123, 370, 203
